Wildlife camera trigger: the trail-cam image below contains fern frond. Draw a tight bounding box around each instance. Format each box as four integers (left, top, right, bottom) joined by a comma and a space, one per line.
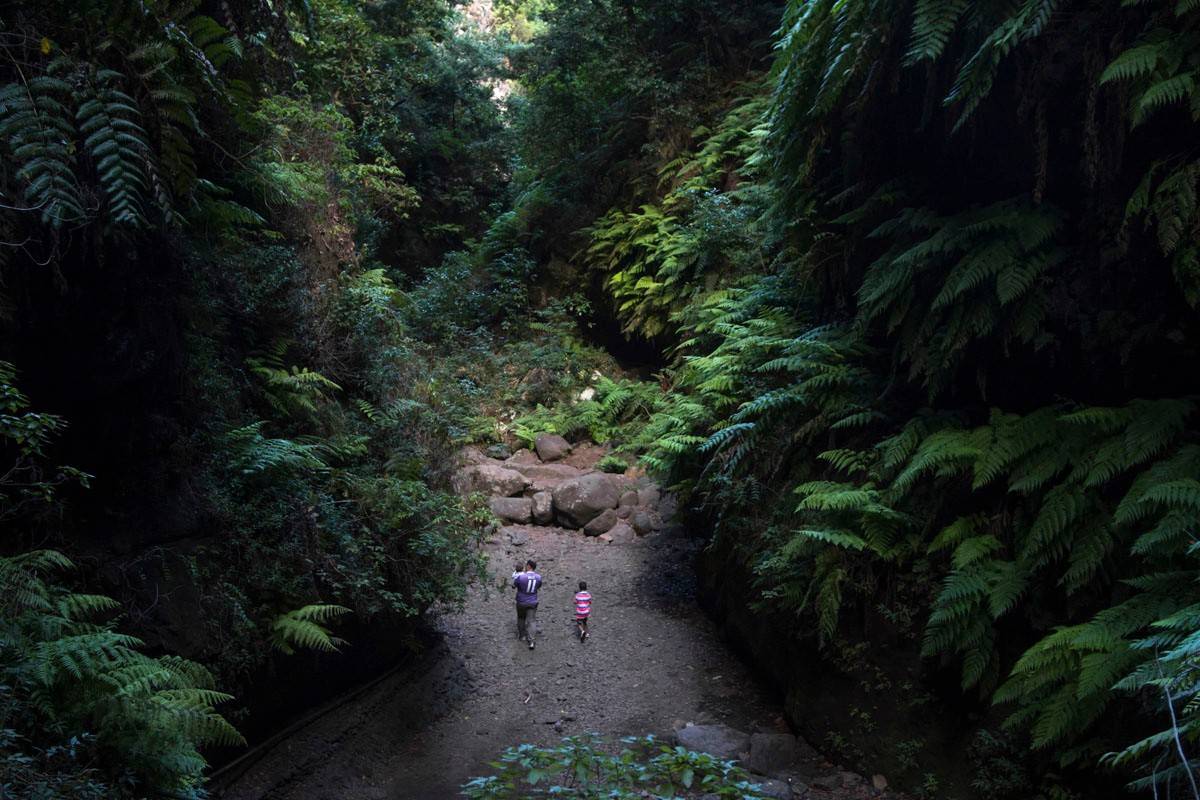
270, 604, 351, 655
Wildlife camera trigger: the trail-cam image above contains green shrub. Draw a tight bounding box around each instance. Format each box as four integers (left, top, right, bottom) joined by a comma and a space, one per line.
462, 735, 770, 799
596, 454, 629, 473
0, 551, 243, 798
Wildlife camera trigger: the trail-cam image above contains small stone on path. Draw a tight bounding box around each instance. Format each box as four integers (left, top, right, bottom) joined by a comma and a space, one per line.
607, 521, 636, 543
631, 510, 655, 535
751, 778, 792, 800
749, 732, 799, 776
674, 724, 750, 761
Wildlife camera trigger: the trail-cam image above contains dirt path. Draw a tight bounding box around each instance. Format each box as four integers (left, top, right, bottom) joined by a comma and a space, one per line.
218, 521, 787, 799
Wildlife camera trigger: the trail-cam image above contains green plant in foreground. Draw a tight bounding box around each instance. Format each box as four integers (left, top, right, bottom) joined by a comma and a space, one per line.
461, 734, 769, 799
0, 550, 243, 797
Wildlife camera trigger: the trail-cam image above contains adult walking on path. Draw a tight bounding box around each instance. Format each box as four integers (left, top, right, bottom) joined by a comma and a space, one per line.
512, 559, 542, 649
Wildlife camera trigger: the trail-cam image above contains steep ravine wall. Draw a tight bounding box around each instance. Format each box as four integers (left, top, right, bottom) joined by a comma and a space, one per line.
694, 534, 1007, 800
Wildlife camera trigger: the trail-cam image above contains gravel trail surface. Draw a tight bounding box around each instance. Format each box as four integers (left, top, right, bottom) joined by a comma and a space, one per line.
218, 523, 785, 799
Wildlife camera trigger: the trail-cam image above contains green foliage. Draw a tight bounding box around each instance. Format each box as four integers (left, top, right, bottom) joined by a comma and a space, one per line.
462, 734, 770, 799
247, 341, 343, 418
0, 551, 242, 797
503, 0, 1200, 793
0, 3, 244, 241
270, 604, 351, 655
514, 376, 670, 450
857, 198, 1063, 391
584, 90, 771, 338
0, 366, 238, 797
0, 361, 91, 522
596, 454, 629, 473
0, 74, 83, 226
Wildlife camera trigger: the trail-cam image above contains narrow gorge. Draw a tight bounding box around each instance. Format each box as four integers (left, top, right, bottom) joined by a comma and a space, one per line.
3, 1, 1200, 799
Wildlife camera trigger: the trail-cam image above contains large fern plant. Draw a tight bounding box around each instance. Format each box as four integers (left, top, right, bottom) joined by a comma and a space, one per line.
0, 549, 243, 796
0, 2, 244, 245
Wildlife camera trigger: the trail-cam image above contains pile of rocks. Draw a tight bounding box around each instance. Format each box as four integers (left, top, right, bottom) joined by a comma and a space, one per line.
453, 433, 671, 544
671, 723, 900, 800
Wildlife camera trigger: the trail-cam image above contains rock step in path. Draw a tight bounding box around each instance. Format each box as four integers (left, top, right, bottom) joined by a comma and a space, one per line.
218, 434, 904, 799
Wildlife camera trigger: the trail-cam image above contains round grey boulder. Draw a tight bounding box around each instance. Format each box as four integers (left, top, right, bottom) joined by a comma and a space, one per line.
552, 472, 620, 528
489, 496, 533, 524
452, 464, 530, 497
750, 779, 792, 800
607, 521, 637, 543
534, 432, 572, 462
631, 510, 657, 536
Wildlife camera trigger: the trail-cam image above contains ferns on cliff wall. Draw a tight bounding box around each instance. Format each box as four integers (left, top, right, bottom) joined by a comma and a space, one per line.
570, 0, 1200, 792
584, 90, 771, 339
0, 3, 245, 242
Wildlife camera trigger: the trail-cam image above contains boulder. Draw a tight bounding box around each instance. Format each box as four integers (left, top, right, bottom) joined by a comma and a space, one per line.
637, 485, 661, 508
583, 508, 618, 536
534, 432, 572, 462
597, 533, 613, 544
458, 446, 490, 466
615, 505, 633, 519
620, 490, 639, 507
553, 473, 620, 528
750, 779, 792, 800
531, 491, 554, 525
674, 724, 750, 761
452, 464, 530, 497
489, 496, 533, 524
485, 443, 513, 460
505, 448, 541, 466
607, 521, 637, 543
872, 774, 889, 791
601, 472, 636, 494
749, 733, 798, 776
504, 461, 584, 493
631, 510, 656, 536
